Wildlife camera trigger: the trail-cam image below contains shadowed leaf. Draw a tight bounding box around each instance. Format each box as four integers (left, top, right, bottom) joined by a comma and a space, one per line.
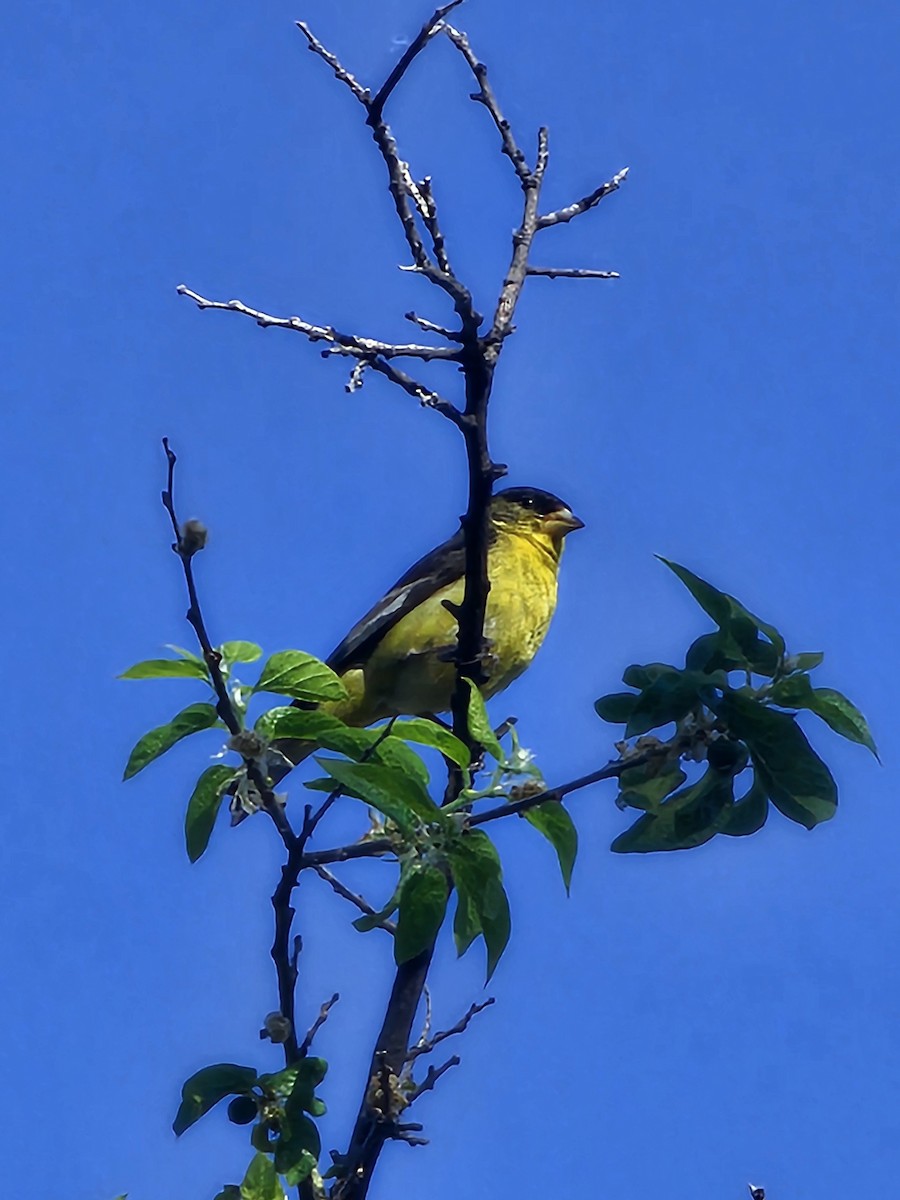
173, 1063, 258, 1136
185, 765, 239, 862
395, 865, 450, 963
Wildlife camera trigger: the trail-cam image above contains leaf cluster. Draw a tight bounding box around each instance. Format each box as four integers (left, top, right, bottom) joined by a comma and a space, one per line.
595, 560, 877, 853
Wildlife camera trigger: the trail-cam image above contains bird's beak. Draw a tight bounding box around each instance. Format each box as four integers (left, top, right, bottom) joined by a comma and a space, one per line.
543, 507, 585, 535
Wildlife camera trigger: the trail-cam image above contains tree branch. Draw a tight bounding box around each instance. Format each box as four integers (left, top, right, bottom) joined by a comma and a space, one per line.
526, 266, 620, 280
299, 992, 340, 1058
442, 24, 532, 185
175, 287, 458, 362
405, 998, 495, 1063
312, 865, 397, 934
537, 166, 629, 228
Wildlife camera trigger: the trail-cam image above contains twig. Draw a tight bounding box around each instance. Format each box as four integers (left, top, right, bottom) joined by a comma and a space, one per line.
537, 166, 629, 228
405, 998, 495, 1062
526, 267, 620, 280
369, 2, 465, 119
405, 1055, 461, 1104
295, 22, 371, 105
313, 866, 397, 933
175, 287, 458, 362
299, 992, 340, 1057
442, 24, 531, 185
404, 311, 463, 341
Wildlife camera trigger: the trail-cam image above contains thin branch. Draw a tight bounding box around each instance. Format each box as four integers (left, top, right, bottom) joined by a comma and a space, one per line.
299, 992, 340, 1057
175, 287, 457, 362
369, 1, 465, 119
346, 356, 465, 427
526, 266, 620, 280
295, 22, 371, 105
404, 311, 463, 342
301, 839, 394, 868
417, 176, 453, 275
405, 998, 495, 1063
405, 1055, 461, 1104
537, 166, 629, 228
442, 24, 531, 185
313, 865, 397, 933
470, 751, 656, 827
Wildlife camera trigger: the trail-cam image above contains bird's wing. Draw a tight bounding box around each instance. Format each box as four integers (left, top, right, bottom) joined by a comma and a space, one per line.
327, 526, 470, 672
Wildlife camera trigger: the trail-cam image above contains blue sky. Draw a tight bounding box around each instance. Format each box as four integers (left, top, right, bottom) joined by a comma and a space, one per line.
3, 1, 899, 1197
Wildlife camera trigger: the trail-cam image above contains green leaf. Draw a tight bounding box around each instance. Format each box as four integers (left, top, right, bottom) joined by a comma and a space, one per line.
213, 1190, 241, 1200
448, 830, 511, 980
220, 641, 263, 665
611, 767, 735, 853
769, 678, 878, 758
261, 1057, 327, 1103
173, 1063, 258, 1136
462, 679, 503, 760
123, 703, 220, 780
621, 662, 675, 689
166, 643, 205, 664
388, 717, 471, 769
255, 650, 347, 704
658, 558, 785, 673
352, 895, 399, 932
685, 630, 755, 674
593, 692, 638, 724
625, 669, 725, 738
716, 691, 837, 829
523, 801, 578, 893
314, 758, 438, 835
395, 865, 449, 963
185, 765, 239, 862
240, 1153, 285, 1200
788, 652, 825, 672
371, 735, 430, 788
453, 889, 481, 957
721, 774, 769, 837
119, 657, 209, 681
255, 708, 376, 757
617, 763, 687, 812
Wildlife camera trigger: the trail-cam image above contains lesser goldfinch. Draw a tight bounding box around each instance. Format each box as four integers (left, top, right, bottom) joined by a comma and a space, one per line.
279, 487, 582, 765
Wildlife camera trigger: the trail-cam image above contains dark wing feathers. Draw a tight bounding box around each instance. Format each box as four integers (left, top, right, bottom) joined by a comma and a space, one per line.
326, 527, 468, 672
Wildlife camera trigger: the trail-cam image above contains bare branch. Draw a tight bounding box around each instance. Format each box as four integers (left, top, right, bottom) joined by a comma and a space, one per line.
404, 311, 463, 341
299, 992, 340, 1057
405, 1055, 461, 1104
537, 165, 629, 228
418, 176, 453, 275
295, 22, 370, 105
359, 357, 465, 427
405, 998, 495, 1063
488, 126, 551, 351
369, 2, 465, 119
176, 286, 457, 362
442, 24, 531, 185
526, 266, 620, 280
313, 865, 397, 933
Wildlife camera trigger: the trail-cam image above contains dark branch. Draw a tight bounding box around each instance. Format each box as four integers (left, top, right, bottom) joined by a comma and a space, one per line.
406, 998, 495, 1062
526, 266, 620, 280
313, 865, 397, 933
369, 2, 465, 119
299, 992, 340, 1058
406, 1055, 461, 1104
442, 24, 532, 185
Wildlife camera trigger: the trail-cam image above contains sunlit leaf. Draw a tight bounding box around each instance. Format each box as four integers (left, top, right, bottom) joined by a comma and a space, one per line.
462, 680, 503, 760
314, 758, 438, 835
388, 717, 470, 768
219, 641, 263, 665
448, 830, 510, 980
523, 801, 578, 893
123, 703, 220, 780
119, 657, 209, 681
240, 1153, 285, 1200
769, 677, 878, 758
395, 865, 449, 963
255, 650, 347, 704
185, 765, 239, 862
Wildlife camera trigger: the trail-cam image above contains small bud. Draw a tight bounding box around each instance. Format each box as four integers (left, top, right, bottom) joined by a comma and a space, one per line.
229, 730, 267, 759
180, 518, 208, 556
260, 1011, 293, 1043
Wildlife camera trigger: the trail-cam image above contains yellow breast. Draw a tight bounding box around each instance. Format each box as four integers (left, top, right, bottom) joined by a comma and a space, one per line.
339, 528, 562, 724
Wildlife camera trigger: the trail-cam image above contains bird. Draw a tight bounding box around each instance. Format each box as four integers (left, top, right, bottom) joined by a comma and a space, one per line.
275, 486, 583, 767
